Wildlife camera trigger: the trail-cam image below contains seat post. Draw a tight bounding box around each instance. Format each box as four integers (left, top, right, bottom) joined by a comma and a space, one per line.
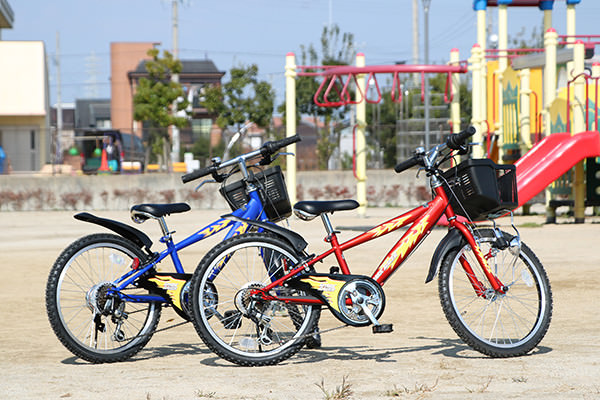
320, 213, 335, 236
157, 217, 172, 241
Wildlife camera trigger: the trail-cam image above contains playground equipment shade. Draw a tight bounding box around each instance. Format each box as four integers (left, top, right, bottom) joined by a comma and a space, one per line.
515, 131, 600, 206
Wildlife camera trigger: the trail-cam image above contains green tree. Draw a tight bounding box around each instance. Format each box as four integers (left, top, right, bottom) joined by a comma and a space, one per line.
133, 48, 189, 168
287, 24, 355, 170
201, 64, 275, 159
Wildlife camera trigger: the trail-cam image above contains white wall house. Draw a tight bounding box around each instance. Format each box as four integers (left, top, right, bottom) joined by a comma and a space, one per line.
0, 41, 51, 172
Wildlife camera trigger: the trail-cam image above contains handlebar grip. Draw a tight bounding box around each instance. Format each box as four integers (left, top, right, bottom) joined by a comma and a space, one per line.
262, 135, 301, 156
447, 126, 476, 150
394, 156, 420, 174
181, 165, 215, 183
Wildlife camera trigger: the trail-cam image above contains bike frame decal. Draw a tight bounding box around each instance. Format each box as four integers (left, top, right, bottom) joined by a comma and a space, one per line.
372, 214, 432, 282
147, 275, 187, 310
367, 214, 411, 238
299, 276, 346, 312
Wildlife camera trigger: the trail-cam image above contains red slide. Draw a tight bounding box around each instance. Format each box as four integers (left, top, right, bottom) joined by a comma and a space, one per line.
515, 131, 600, 207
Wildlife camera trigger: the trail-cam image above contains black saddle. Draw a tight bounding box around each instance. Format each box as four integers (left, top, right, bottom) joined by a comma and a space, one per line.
130, 203, 191, 219
293, 200, 359, 217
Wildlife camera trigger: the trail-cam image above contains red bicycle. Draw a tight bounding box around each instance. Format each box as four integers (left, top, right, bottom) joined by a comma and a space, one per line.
188, 127, 553, 366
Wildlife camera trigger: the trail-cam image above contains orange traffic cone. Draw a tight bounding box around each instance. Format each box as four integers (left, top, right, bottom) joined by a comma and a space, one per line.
98, 147, 111, 174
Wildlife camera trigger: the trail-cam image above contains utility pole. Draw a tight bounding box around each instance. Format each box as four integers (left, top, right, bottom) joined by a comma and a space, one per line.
171, 0, 180, 165
423, 0, 431, 149
412, 0, 419, 86
55, 31, 62, 174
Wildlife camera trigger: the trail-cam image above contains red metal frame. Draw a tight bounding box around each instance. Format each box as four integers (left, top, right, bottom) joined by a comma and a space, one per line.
297, 63, 468, 108
259, 185, 505, 304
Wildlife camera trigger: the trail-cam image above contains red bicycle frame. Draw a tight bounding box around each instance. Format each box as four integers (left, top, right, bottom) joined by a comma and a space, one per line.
261, 185, 505, 304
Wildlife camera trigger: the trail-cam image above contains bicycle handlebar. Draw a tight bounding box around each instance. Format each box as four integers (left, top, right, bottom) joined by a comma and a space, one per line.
394, 156, 421, 173
181, 164, 217, 184
181, 134, 301, 184
446, 126, 476, 151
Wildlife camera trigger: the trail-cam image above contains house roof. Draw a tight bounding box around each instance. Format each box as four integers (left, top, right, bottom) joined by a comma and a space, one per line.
129, 59, 226, 84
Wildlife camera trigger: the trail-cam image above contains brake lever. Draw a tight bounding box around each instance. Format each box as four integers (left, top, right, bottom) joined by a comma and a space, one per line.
195, 179, 216, 191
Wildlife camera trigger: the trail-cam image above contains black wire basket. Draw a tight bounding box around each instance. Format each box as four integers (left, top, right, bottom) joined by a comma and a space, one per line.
442, 159, 518, 221
220, 165, 292, 222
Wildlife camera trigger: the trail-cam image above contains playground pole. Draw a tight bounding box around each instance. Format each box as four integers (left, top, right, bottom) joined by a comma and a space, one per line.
543, 28, 558, 222
572, 41, 586, 223
543, 29, 558, 138
450, 48, 461, 135
285, 53, 297, 205
355, 53, 367, 217
594, 62, 600, 132
470, 44, 484, 159
543, 8, 552, 33
496, 3, 508, 162
476, 6, 486, 54
566, 2, 576, 81
519, 68, 533, 152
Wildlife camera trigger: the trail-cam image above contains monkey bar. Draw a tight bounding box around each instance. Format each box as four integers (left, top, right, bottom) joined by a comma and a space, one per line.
297, 63, 469, 108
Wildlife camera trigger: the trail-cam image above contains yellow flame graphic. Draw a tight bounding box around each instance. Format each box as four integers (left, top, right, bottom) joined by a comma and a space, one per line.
148, 276, 187, 310
368, 215, 409, 238
300, 276, 346, 312
376, 215, 430, 278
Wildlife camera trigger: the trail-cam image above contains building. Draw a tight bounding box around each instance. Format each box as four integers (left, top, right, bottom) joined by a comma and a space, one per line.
110, 42, 157, 136
0, 40, 50, 172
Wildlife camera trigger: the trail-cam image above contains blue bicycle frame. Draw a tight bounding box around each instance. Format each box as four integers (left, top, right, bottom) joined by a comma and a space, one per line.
112, 190, 267, 304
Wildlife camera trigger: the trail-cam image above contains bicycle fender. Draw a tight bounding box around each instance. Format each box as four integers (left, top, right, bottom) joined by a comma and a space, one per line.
74, 212, 153, 253
426, 228, 465, 283
222, 214, 307, 253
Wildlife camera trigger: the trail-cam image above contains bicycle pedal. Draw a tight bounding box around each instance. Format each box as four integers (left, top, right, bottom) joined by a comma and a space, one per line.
372, 324, 393, 334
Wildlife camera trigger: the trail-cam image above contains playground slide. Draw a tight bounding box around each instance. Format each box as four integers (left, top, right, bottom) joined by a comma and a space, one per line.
515, 131, 600, 207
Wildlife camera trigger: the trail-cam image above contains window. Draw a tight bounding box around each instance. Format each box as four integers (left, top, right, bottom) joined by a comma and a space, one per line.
191, 118, 212, 141
30, 130, 36, 150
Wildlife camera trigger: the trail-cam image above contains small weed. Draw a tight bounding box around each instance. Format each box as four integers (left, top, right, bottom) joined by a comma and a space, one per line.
385, 378, 439, 397
466, 377, 493, 393
519, 222, 543, 228
512, 376, 528, 383
316, 375, 353, 400
195, 390, 216, 398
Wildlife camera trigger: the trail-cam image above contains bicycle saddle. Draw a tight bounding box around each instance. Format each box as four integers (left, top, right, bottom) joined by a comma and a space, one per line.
293, 200, 359, 220
131, 203, 191, 221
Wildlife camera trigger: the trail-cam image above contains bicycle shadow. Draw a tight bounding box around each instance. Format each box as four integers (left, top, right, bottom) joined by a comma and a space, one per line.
60, 342, 212, 365
198, 335, 552, 367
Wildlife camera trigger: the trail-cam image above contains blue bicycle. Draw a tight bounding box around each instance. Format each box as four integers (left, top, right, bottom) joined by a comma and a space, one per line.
45, 135, 306, 363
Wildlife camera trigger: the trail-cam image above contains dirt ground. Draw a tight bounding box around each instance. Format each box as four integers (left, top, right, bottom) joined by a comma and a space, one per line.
1, 208, 600, 400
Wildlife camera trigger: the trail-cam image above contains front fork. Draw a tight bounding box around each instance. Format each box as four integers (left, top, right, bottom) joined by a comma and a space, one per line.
454, 221, 520, 297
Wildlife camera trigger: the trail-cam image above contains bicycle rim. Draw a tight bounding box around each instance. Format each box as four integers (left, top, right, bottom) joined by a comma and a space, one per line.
197, 240, 316, 360
55, 241, 158, 355
446, 238, 549, 350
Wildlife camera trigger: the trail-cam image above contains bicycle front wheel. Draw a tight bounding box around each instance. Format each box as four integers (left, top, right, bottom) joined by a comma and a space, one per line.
438, 229, 552, 357
46, 234, 161, 363
190, 233, 320, 366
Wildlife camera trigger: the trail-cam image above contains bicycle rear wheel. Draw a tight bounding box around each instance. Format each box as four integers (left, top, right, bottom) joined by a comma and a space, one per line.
438, 228, 552, 357
190, 233, 320, 366
46, 234, 161, 363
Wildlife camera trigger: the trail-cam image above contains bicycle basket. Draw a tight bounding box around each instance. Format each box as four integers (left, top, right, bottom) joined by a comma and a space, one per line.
442, 159, 518, 221
219, 165, 292, 223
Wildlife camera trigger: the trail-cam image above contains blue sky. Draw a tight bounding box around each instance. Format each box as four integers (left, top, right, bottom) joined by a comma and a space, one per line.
4, 0, 600, 106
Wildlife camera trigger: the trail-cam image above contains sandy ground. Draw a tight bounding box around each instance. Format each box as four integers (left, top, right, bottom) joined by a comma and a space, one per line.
1, 208, 600, 400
